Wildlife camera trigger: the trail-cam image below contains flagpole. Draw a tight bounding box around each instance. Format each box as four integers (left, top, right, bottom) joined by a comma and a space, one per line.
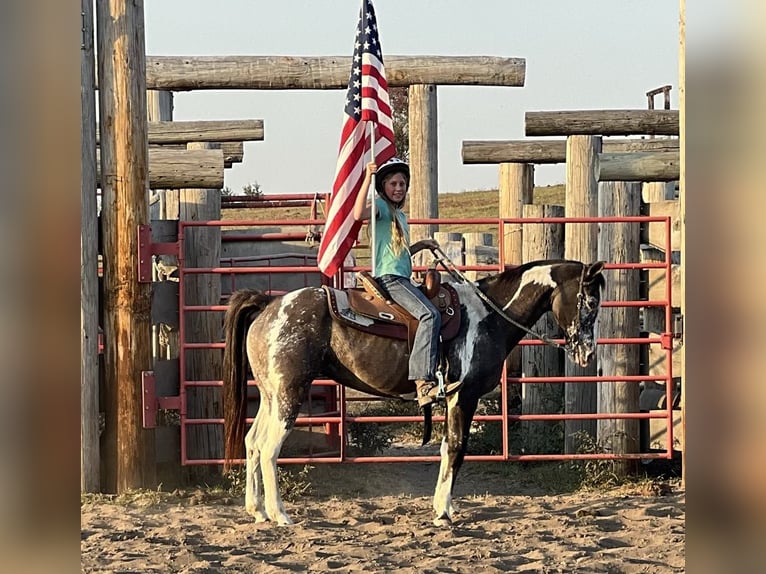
368, 121, 377, 275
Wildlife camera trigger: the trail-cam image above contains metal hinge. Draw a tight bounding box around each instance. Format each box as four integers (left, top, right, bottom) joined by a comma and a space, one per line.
137, 225, 180, 283
673, 312, 683, 340
141, 371, 181, 429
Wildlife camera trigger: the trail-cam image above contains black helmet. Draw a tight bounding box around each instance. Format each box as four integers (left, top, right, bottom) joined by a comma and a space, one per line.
375, 157, 410, 194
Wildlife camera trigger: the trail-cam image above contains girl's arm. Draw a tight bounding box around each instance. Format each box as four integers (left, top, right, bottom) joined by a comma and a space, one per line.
352, 162, 377, 221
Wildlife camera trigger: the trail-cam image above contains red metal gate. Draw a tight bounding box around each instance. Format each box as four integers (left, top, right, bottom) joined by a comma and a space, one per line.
143, 213, 679, 466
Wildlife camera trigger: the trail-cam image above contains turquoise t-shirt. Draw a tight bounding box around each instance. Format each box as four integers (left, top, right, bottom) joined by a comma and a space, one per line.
373, 196, 411, 278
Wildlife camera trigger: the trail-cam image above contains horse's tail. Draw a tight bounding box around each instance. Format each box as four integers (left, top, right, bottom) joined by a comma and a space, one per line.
222, 289, 273, 471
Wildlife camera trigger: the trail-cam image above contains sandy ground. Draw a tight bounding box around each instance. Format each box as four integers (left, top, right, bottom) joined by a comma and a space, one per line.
81, 453, 684, 574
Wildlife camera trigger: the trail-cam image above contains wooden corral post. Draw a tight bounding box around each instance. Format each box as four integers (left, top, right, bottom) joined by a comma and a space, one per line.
81, 0, 100, 493
521, 204, 565, 454
408, 84, 438, 253
499, 162, 534, 379
499, 163, 534, 265
564, 135, 601, 454
597, 181, 641, 475
96, 0, 156, 492
433, 232, 464, 281
678, 0, 686, 486
182, 141, 223, 473
147, 90, 174, 220
463, 233, 493, 281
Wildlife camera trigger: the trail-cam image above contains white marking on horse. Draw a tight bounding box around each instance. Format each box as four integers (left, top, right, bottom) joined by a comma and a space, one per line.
432, 437, 453, 524
451, 283, 492, 378
502, 265, 557, 311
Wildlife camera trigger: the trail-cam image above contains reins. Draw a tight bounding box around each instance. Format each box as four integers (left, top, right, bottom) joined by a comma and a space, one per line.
430, 247, 585, 351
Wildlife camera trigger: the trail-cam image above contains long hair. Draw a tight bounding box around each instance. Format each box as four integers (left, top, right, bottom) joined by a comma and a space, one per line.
375, 170, 409, 256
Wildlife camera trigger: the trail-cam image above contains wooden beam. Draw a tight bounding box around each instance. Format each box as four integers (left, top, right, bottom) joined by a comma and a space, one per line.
97, 148, 224, 189
221, 141, 244, 165
598, 151, 680, 181
143, 55, 526, 89
526, 110, 679, 136
97, 120, 263, 144
462, 138, 679, 164
149, 142, 244, 167
96, 0, 155, 493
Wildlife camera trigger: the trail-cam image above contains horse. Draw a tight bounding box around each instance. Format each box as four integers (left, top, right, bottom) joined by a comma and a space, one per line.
222, 258, 606, 526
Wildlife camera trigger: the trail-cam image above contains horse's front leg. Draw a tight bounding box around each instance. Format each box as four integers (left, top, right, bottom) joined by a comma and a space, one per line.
432, 390, 479, 527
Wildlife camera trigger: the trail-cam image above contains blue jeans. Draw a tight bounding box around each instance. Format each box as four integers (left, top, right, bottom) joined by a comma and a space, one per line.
377, 274, 441, 381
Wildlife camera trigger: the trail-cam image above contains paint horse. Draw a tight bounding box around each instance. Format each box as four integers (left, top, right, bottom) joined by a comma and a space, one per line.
223, 259, 606, 526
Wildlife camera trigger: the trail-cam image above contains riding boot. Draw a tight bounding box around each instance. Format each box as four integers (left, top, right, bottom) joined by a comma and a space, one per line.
415, 379, 463, 407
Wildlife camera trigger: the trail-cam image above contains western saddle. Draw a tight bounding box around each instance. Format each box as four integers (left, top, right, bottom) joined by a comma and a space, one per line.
322, 270, 461, 349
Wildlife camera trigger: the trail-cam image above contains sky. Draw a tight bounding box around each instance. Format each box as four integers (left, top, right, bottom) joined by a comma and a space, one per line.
143, 0, 682, 195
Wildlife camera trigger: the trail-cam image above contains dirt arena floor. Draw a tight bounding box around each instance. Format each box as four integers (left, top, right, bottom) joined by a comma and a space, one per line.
81, 448, 685, 573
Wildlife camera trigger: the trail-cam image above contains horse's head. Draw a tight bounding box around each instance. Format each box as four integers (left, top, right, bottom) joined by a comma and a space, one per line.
551, 261, 606, 368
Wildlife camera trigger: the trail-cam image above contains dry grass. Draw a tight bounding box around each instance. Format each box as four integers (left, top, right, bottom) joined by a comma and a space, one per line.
222, 184, 566, 228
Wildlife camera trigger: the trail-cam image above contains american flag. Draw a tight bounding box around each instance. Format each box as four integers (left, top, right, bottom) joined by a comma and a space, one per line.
317, 0, 396, 278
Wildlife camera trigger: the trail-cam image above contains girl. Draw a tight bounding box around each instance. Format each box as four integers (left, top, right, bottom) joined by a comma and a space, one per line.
353, 158, 461, 407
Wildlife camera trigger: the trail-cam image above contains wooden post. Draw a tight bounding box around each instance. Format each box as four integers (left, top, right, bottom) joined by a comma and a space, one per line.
182, 142, 223, 473
408, 84, 438, 246
597, 181, 641, 475
499, 163, 534, 265
96, 0, 156, 492
147, 90, 174, 220
463, 233, 493, 281
521, 204, 565, 454
678, 0, 686, 487
499, 163, 534, 380
564, 135, 601, 454
642, 181, 676, 203
81, 0, 100, 493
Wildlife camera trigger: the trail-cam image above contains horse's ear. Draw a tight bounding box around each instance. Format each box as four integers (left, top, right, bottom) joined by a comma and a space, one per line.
586, 261, 606, 280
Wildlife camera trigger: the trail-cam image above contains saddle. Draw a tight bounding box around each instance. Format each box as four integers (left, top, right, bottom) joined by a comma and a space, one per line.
323, 270, 461, 349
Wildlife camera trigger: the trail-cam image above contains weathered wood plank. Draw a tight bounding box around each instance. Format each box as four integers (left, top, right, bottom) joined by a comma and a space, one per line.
462, 138, 679, 164
526, 110, 679, 137
142, 55, 526, 89
645, 200, 681, 251
97, 120, 264, 144
97, 148, 224, 189
598, 151, 680, 181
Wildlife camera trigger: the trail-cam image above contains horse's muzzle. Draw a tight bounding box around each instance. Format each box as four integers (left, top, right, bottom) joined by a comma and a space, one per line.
571, 344, 596, 368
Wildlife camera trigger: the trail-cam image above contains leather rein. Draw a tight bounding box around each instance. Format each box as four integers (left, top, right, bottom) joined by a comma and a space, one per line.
430, 247, 587, 351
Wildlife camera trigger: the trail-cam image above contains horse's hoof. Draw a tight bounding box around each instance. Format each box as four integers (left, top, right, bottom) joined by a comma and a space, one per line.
275, 515, 294, 526
250, 510, 269, 523
432, 514, 452, 528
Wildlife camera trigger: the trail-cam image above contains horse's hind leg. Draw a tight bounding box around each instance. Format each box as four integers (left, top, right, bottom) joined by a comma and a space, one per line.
259, 387, 307, 525
243, 405, 268, 522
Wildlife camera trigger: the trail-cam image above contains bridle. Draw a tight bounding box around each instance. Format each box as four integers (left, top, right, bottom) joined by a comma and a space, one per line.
431, 248, 588, 352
